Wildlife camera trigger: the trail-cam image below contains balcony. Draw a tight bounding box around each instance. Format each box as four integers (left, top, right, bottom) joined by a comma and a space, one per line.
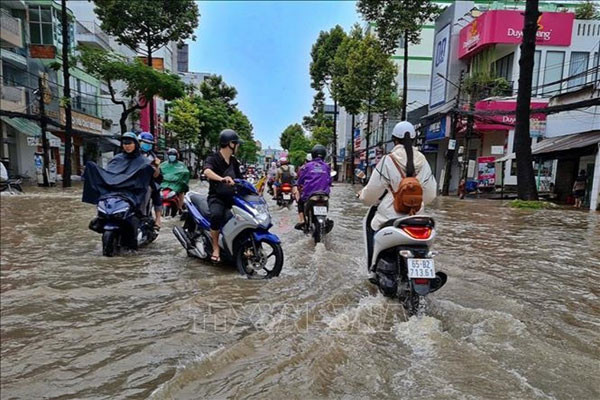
75, 21, 110, 50
0, 10, 23, 48
0, 84, 27, 112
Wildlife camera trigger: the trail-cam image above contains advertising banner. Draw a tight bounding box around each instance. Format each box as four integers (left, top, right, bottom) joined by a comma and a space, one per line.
477, 156, 496, 187
430, 24, 451, 108
474, 100, 547, 131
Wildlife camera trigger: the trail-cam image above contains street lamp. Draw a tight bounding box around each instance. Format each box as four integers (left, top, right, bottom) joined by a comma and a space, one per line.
437, 73, 461, 90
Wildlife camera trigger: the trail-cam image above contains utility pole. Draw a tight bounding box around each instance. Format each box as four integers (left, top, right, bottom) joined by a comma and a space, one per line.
351, 114, 355, 185
61, 0, 73, 187
332, 100, 338, 180
38, 76, 50, 187
442, 71, 463, 196
401, 30, 409, 120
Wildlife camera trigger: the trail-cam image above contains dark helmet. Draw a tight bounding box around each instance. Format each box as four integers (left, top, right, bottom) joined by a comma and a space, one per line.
121, 132, 139, 143
311, 144, 326, 160
167, 148, 178, 156
219, 129, 242, 147
138, 132, 154, 143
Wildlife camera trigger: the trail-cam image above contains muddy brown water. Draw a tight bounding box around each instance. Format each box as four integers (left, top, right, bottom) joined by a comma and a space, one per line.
1, 183, 599, 399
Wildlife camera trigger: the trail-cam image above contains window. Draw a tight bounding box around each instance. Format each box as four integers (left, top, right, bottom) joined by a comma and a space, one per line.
28, 5, 54, 45
543, 51, 565, 96
593, 52, 599, 84
568, 52, 589, 89
494, 53, 514, 82
70, 78, 98, 116
532, 51, 541, 96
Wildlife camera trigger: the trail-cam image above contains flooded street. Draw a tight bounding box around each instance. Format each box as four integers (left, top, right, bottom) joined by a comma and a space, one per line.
1, 182, 599, 399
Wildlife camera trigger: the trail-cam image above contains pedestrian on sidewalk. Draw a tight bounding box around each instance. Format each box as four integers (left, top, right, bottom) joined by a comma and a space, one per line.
573, 170, 587, 209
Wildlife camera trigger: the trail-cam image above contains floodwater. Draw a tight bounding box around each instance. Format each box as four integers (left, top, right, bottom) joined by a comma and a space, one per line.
1, 182, 599, 399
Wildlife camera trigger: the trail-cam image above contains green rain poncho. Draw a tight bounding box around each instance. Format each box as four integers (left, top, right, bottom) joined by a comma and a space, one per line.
160, 161, 191, 193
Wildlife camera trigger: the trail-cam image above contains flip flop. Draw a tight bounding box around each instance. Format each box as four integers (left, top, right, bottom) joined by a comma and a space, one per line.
210, 255, 221, 264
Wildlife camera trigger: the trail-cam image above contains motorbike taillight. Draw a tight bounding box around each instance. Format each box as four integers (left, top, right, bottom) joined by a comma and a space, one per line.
401, 226, 432, 240
413, 278, 429, 285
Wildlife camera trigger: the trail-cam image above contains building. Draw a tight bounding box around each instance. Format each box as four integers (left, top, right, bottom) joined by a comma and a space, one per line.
177, 43, 189, 73
422, 1, 600, 194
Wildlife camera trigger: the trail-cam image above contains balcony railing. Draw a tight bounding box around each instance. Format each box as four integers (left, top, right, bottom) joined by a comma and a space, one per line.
75, 21, 110, 49
0, 85, 27, 112
0, 9, 23, 48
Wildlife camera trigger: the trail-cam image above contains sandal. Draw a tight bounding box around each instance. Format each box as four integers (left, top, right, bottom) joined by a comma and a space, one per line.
210, 255, 221, 264
153, 224, 161, 232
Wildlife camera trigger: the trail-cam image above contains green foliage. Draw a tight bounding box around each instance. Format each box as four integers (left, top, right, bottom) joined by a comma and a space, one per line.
199, 75, 238, 109
229, 109, 257, 163
195, 97, 230, 151
463, 73, 512, 101
509, 200, 557, 209
280, 123, 304, 150
289, 150, 307, 167
575, 0, 599, 19
312, 125, 333, 147
310, 25, 347, 94
332, 24, 364, 115
343, 33, 398, 114
290, 132, 312, 153
164, 97, 200, 147
94, 0, 199, 56
357, 0, 440, 54
238, 139, 258, 163
302, 89, 333, 131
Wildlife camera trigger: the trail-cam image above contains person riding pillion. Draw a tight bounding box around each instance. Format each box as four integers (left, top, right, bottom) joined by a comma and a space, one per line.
138, 132, 163, 228
359, 121, 437, 232
273, 156, 295, 199
202, 129, 244, 263
294, 144, 332, 231
160, 148, 190, 211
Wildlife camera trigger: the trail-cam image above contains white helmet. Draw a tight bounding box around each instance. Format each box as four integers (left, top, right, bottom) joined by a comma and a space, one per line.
280, 156, 288, 164
305, 153, 312, 161
392, 121, 416, 140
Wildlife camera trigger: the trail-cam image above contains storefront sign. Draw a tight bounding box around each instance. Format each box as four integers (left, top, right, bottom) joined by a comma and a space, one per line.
430, 24, 451, 109
459, 10, 574, 59
530, 119, 546, 138
491, 145, 504, 155
425, 116, 447, 142
29, 44, 56, 59
478, 156, 496, 187
60, 109, 102, 134
474, 100, 548, 131
27, 136, 61, 147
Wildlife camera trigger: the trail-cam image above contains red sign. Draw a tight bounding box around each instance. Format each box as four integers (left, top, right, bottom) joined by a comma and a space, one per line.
474, 100, 548, 131
459, 10, 574, 59
478, 156, 496, 187
30, 45, 56, 59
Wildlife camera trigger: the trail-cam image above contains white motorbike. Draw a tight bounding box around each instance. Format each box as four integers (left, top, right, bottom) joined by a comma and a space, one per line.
364, 206, 447, 316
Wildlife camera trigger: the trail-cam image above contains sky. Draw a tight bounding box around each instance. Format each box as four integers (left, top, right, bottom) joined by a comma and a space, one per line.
188, 1, 361, 149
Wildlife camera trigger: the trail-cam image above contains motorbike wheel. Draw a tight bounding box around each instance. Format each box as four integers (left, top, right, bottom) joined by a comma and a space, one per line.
312, 220, 322, 244
102, 231, 118, 257
236, 238, 283, 279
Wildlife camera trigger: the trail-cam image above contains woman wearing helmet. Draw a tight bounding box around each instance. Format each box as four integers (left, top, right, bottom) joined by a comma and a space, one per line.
273, 156, 295, 200
137, 132, 162, 228
202, 129, 244, 263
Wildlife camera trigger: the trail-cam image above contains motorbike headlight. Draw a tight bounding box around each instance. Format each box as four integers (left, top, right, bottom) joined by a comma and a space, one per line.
251, 203, 271, 227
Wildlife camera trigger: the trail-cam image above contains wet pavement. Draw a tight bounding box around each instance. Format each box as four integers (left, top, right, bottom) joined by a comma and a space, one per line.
1, 182, 599, 399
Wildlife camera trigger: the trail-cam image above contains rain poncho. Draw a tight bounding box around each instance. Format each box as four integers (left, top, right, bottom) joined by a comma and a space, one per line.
159, 161, 190, 194
82, 152, 155, 209
296, 159, 332, 202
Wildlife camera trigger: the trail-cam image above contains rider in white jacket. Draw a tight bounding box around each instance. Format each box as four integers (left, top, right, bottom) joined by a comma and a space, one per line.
359, 121, 437, 231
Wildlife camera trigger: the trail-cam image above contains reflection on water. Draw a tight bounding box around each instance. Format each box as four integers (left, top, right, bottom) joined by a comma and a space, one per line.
1, 183, 599, 399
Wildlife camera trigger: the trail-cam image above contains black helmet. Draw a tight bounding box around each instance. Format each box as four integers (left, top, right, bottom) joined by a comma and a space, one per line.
219, 129, 241, 147
311, 144, 326, 160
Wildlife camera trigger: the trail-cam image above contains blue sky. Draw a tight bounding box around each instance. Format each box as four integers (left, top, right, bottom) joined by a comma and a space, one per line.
189, 1, 361, 149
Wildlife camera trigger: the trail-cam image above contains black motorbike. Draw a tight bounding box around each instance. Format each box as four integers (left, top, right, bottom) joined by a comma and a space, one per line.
302, 192, 334, 244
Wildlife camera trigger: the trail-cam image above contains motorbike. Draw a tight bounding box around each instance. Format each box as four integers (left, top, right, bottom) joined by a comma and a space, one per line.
173, 179, 283, 279
161, 188, 180, 217
302, 192, 334, 244
276, 182, 294, 208
89, 193, 158, 257
0, 178, 23, 194
363, 206, 447, 316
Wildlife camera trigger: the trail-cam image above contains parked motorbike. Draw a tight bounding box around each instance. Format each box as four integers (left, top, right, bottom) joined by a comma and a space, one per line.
161, 188, 180, 217
276, 183, 294, 208
363, 206, 447, 316
89, 193, 158, 257
173, 179, 283, 279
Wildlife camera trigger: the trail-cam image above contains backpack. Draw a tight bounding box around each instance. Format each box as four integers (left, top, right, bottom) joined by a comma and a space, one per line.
388, 154, 423, 215
280, 166, 293, 184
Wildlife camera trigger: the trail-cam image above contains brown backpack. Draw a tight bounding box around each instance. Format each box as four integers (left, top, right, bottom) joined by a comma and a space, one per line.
388, 155, 423, 215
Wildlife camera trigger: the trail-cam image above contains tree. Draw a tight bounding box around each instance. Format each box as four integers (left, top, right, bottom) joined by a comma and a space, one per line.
280, 123, 304, 150
514, 0, 540, 200
199, 74, 238, 110
229, 108, 257, 163
302, 89, 332, 131
94, 0, 200, 135
575, 0, 599, 19
195, 98, 230, 153
312, 125, 333, 147
343, 33, 397, 170
357, 0, 439, 119
164, 97, 200, 149
78, 46, 185, 134
309, 25, 347, 174
289, 132, 313, 167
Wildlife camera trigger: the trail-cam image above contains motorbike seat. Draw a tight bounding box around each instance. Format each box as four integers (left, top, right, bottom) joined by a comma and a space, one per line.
380, 216, 435, 229
188, 192, 233, 221
308, 192, 329, 202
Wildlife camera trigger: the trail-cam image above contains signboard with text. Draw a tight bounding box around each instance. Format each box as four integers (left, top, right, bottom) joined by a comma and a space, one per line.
474, 100, 548, 131
430, 24, 451, 108
478, 156, 496, 187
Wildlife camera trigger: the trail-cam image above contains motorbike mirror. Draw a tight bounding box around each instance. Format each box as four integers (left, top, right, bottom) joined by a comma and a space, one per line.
330, 171, 337, 178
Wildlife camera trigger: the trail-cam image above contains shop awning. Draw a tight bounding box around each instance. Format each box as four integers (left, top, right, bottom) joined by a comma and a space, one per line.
496, 130, 600, 162
1, 116, 41, 136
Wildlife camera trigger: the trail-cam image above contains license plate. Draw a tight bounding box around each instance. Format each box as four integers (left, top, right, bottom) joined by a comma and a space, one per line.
313, 206, 328, 216
283, 193, 291, 200
407, 258, 435, 279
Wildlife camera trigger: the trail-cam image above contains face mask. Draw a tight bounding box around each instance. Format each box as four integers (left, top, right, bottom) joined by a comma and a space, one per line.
140, 143, 152, 152
168, 155, 177, 162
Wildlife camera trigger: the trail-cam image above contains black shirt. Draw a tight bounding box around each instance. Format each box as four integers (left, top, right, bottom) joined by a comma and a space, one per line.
204, 151, 242, 197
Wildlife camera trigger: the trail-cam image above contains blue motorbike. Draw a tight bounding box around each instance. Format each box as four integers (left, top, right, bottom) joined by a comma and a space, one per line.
173, 179, 283, 279
89, 193, 158, 257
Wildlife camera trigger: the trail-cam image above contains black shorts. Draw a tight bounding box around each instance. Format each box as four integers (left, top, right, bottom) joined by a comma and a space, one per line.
208, 196, 231, 230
